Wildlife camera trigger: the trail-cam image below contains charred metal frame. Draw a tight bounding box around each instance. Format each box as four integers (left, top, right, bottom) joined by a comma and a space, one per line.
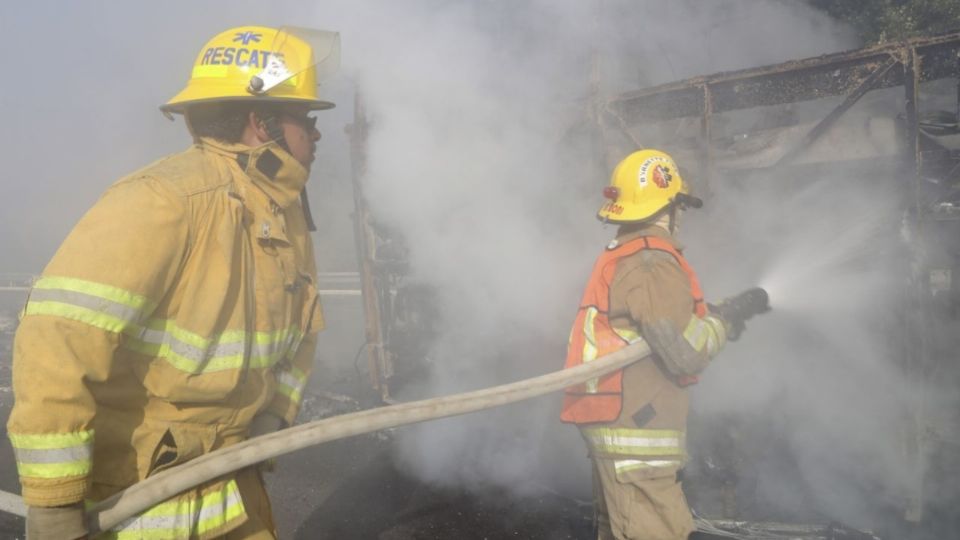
349, 94, 395, 403
605, 32, 960, 184
348, 31, 960, 528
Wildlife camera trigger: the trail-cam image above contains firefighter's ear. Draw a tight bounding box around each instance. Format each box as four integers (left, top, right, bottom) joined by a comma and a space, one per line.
247, 111, 272, 144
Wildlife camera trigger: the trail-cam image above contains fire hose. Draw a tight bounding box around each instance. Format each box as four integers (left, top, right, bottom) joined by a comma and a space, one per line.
82, 340, 650, 535
0, 286, 770, 536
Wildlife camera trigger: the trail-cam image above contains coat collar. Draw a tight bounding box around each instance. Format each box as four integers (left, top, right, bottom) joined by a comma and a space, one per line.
607, 223, 683, 251
199, 137, 308, 209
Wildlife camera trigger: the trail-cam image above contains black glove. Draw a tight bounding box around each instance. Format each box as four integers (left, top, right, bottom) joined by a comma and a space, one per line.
708, 287, 770, 341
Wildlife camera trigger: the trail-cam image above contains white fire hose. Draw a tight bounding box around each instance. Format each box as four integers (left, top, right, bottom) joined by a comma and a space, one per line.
0, 342, 652, 536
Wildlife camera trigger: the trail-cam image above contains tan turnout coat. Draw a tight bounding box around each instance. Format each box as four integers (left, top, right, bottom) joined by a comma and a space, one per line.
8, 137, 323, 538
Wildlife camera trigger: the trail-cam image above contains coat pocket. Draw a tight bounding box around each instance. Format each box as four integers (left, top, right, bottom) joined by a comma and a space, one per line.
143, 422, 217, 478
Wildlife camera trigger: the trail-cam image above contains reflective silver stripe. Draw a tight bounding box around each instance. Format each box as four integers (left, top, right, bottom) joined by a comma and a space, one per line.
27, 288, 146, 327
276, 366, 307, 404
110, 479, 245, 538
614, 459, 681, 473
9, 431, 94, 479
595, 435, 679, 448
14, 445, 90, 464
125, 325, 300, 374
277, 370, 304, 394
28, 277, 301, 375
584, 427, 684, 457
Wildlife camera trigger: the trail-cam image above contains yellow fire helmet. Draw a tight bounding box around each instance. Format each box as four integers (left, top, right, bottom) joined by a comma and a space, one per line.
161, 25, 340, 115
597, 149, 697, 224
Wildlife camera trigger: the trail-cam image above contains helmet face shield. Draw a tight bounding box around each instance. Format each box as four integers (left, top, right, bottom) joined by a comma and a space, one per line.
249, 27, 341, 95
162, 25, 340, 115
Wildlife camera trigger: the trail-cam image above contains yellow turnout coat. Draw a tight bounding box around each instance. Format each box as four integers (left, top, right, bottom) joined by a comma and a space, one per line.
8, 137, 323, 538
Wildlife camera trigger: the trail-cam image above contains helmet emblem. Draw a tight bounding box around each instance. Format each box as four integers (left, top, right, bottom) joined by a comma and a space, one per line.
233, 31, 263, 45
652, 165, 672, 189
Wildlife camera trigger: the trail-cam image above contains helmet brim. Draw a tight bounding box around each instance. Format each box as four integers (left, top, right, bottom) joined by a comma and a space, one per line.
160, 95, 335, 115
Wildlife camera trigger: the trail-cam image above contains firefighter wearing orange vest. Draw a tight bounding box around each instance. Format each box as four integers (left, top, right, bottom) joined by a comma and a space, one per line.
561, 149, 766, 540
8, 26, 339, 539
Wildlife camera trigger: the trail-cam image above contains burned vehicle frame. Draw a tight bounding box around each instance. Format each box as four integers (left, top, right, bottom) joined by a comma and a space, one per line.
348, 31, 960, 540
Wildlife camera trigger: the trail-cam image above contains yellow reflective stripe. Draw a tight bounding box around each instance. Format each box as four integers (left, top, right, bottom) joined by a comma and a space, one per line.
25, 300, 132, 334
9, 430, 94, 451
682, 316, 708, 350
9, 431, 93, 479
191, 65, 229, 78
123, 322, 301, 374
25, 277, 302, 375
682, 315, 726, 356
703, 316, 727, 354
612, 326, 642, 344
24, 277, 155, 333
104, 479, 245, 539
582, 307, 599, 362
583, 427, 684, 457
15, 458, 91, 479
582, 307, 600, 393
33, 276, 154, 311
276, 366, 308, 404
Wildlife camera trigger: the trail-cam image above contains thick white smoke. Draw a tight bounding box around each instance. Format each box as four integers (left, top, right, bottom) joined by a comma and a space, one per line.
335, 0, 922, 529
7, 0, 930, 530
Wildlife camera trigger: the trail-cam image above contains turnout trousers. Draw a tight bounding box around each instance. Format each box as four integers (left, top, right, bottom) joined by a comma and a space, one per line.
591, 458, 694, 540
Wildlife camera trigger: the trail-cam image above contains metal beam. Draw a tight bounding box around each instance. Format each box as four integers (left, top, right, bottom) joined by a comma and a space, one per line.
699, 84, 714, 193
776, 55, 899, 166
902, 45, 926, 525
609, 31, 960, 123
349, 93, 394, 402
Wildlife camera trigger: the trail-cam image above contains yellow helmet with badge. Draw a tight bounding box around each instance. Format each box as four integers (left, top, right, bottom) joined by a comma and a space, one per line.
161, 25, 340, 115
597, 149, 701, 223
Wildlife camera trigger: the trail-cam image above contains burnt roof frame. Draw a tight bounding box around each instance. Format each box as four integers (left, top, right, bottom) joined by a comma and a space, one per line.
607, 31, 960, 123
599, 31, 960, 196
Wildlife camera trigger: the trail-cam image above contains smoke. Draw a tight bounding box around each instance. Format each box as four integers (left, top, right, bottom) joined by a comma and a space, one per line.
683, 156, 914, 525
5, 0, 929, 530
337, 0, 927, 529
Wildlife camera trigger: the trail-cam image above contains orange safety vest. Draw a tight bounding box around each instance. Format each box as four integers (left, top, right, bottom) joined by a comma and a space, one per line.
560, 236, 706, 425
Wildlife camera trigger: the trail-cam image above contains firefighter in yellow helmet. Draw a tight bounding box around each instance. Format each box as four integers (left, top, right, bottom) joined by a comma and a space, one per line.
8, 26, 339, 539
561, 149, 768, 539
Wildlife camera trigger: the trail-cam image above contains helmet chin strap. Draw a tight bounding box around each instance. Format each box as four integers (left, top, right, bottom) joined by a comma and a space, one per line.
262, 115, 318, 232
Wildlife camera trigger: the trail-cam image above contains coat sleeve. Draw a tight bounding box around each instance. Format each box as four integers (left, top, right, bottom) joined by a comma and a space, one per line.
615, 251, 726, 377
8, 176, 190, 506
264, 218, 323, 426
266, 326, 319, 426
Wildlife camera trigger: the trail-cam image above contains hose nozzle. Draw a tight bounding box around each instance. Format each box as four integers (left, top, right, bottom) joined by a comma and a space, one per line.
709, 287, 771, 341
